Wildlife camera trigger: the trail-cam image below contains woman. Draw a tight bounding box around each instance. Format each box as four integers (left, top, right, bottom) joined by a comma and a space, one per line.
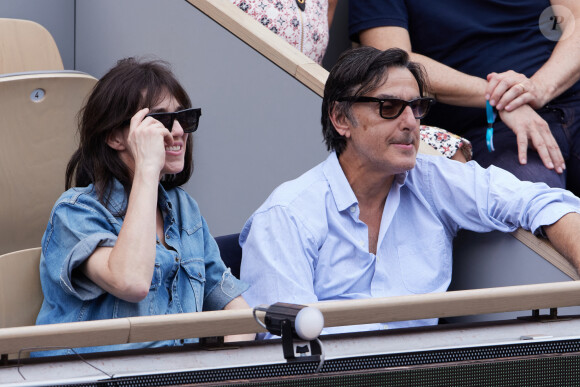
34, 58, 252, 357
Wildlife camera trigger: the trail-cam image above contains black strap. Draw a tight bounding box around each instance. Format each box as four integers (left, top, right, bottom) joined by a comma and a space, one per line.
295, 0, 305, 11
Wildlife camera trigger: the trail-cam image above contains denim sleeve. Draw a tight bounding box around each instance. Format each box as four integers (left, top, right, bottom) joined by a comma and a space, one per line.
60, 233, 117, 300
42, 198, 119, 301
201, 216, 249, 311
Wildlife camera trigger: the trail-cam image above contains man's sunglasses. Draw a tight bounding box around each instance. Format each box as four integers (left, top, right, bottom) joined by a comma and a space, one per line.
145, 107, 202, 133
337, 96, 435, 119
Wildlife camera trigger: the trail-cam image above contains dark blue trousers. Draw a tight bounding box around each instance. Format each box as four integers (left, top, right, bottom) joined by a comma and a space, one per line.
464, 95, 580, 197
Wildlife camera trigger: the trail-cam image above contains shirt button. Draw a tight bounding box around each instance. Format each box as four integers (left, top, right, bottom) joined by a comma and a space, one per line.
198, 272, 202, 278
175, 256, 179, 262
349, 206, 356, 213
166, 234, 170, 239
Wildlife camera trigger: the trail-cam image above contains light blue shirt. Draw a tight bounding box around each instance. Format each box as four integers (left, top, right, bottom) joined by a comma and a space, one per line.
240, 152, 580, 335
34, 179, 248, 357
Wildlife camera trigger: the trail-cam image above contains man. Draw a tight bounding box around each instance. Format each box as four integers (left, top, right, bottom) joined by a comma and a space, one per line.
240, 47, 580, 335
349, 0, 580, 195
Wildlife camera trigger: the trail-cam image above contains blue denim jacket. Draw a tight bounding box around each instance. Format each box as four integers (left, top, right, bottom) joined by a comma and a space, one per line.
33, 180, 248, 357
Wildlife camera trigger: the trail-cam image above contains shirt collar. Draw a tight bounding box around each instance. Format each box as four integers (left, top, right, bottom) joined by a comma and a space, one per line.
322, 152, 409, 212
102, 178, 174, 215
102, 179, 128, 215
322, 152, 358, 212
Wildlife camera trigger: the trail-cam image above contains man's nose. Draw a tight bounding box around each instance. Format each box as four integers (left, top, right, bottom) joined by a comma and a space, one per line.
400, 105, 419, 128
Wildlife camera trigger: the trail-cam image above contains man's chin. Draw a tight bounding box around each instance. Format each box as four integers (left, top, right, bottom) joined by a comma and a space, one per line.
394, 157, 417, 173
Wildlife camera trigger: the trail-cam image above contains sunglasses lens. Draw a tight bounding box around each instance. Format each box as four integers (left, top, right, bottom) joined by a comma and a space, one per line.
410, 99, 431, 118
380, 99, 406, 119
147, 113, 174, 130
158, 115, 174, 130
177, 109, 199, 133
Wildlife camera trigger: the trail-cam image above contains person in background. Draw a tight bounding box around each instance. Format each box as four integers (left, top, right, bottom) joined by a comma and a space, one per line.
34, 58, 253, 357
231, 0, 337, 64
240, 47, 580, 337
349, 0, 580, 195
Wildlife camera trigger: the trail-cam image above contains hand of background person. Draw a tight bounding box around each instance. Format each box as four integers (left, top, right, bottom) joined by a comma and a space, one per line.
486, 70, 548, 112
127, 107, 174, 176
498, 104, 565, 173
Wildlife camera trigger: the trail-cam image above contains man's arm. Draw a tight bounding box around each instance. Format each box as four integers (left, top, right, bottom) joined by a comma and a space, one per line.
543, 212, 580, 276
328, 0, 338, 27
239, 208, 320, 309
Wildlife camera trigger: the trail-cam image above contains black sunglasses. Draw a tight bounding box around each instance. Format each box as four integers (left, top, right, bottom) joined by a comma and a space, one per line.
337, 96, 435, 119
145, 107, 202, 133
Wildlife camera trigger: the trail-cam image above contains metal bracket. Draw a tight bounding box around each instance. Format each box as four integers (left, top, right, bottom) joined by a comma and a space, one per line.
517, 308, 572, 323
281, 320, 321, 363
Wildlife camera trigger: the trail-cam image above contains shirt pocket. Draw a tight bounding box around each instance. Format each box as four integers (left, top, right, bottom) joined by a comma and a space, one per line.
397, 238, 450, 294
180, 257, 206, 312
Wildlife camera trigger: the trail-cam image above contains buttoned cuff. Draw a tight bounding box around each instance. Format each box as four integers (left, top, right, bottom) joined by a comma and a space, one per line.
60, 232, 117, 301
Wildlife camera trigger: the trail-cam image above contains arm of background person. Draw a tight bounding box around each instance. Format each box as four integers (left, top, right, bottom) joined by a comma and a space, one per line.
359, 26, 487, 108
486, 0, 580, 112
328, 0, 338, 27
359, 25, 563, 172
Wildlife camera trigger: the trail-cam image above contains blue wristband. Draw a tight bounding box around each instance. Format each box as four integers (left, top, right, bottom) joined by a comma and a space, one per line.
485, 100, 497, 152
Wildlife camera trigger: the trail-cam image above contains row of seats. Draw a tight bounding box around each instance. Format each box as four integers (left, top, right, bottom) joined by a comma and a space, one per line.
0, 19, 98, 352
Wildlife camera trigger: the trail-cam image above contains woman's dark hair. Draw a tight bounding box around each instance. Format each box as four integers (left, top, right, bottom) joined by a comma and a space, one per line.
66, 57, 193, 207
321, 47, 430, 155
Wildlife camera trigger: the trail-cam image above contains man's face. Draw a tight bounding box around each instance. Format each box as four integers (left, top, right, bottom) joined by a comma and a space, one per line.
340, 67, 421, 176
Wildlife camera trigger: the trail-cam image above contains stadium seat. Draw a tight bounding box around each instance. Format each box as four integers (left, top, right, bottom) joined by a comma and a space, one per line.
0, 18, 63, 73
0, 247, 43, 330
215, 233, 243, 278
0, 71, 98, 255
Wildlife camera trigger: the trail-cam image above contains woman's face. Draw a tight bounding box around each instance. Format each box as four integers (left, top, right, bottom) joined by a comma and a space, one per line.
152, 92, 189, 177
113, 90, 190, 179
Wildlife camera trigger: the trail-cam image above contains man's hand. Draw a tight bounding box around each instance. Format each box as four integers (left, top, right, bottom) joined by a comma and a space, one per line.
498, 105, 565, 173
486, 70, 548, 112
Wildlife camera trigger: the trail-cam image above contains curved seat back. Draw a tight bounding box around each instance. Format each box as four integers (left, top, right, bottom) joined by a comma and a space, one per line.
0, 71, 98, 255
0, 247, 43, 330
0, 18, 64, 73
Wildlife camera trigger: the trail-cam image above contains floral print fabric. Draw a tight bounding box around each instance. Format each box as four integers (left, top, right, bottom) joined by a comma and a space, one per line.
231, 0, 329, 64
420, 125, 472, 160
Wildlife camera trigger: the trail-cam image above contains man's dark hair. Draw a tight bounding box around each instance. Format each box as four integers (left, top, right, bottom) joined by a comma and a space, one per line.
66, 57, 194, 208
321, 47, 430, 155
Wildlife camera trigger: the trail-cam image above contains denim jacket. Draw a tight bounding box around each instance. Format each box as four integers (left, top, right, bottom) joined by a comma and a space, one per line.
33, 179, 248, 357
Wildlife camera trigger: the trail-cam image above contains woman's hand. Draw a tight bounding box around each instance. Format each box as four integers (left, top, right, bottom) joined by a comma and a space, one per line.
127, 108, 175, 178
486, 70, 548, 112
498, 104, 564, 173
